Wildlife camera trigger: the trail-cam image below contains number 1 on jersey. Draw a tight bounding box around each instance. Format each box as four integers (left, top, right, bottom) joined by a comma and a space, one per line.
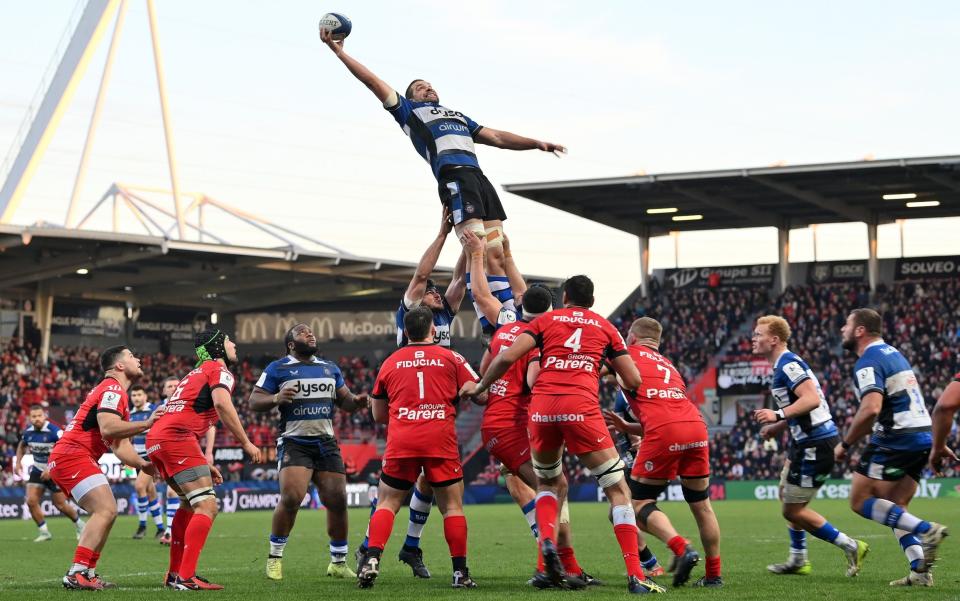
564, 328, 583, 353
417, 371, 424, 399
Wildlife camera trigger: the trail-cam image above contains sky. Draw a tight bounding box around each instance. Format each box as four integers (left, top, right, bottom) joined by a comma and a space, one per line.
1, 1, 959, 314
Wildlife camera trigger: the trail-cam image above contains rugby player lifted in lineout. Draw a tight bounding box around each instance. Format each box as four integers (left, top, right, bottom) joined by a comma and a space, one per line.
321, 29, 565, 341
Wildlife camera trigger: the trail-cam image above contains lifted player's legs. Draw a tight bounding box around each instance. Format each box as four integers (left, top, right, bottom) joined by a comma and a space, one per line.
265, 466, 312, 580
315, 470, 355, 578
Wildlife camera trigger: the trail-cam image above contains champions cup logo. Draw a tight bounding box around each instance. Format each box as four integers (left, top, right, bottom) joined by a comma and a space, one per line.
221, 490, 239, 513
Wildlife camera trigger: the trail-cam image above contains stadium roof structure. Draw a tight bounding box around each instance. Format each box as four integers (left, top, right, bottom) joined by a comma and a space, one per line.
0, 224, 466, 312
503, 155, 960, 236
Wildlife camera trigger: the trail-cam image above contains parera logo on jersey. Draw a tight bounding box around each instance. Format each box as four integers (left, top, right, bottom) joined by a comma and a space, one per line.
397, 403, 447, 420
543, 355, 595, 371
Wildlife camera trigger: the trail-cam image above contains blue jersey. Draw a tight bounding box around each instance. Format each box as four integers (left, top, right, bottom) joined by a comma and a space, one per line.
614, 391, 639, 467
770, 351, 838, 444
466, 273, 518, 331
256, 355, 345, 442
853, 341, 932, 451
21, 421, 62, 472
386, 95, 483, 179
396, 295, 456, 347
130, 403, 156, 456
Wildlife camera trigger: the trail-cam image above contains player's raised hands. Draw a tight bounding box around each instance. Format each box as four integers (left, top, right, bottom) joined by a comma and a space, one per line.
319, 28, 344, 54
440, 207, 453, 237
461, 229, 484, 254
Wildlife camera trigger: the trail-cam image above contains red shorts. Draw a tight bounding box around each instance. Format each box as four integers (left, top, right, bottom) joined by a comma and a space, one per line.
528, 394, 613, 455
381, 457, 463, 488
631, 421, 710, 480
48, 450, 108, 501
481, 424, 531, 475
145, 436, 207, 481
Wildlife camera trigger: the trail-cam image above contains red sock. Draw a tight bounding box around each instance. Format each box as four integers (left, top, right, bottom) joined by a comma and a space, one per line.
558, 546, 582, 575
89, 551, 101, 570
169, 507, 194, 576
177, 513, 213, 580
614, 524, 644, 579
706, 556, 721, 579
535, 493, 559, 543
367, 508, 396, 551
667, 535, 688, 557
71, 545, 94, 572
443, 515, 468, 558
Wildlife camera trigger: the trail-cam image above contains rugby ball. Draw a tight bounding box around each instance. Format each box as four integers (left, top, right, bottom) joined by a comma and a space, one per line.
319, 13, 352, 41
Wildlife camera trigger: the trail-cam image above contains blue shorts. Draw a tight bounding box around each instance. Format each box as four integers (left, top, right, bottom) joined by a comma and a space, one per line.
856, 443, 929, 482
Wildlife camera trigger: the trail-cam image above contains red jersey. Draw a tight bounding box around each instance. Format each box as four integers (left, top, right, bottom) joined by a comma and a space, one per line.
372, 344, 479, 461
522, 307, 628, 398
150, 360, 236, 440
622, 345, 702, 432
56, 376, 130, 460
483, 322, 539, 430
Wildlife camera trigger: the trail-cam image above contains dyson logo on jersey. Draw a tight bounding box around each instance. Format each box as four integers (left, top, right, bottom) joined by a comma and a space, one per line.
668, 440, 708, 452
543, 356, 594, 371
645, 388, 686, 400
286, 378, 336, 398
530, 412, 585, 423
397, 404, 447, 420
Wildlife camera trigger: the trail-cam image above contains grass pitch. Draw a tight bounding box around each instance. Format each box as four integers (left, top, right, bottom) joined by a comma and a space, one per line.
0, 499, 956, 599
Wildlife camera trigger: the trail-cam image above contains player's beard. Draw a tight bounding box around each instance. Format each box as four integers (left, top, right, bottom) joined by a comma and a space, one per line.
841, 335, 857, 351
292, 340, 318, 356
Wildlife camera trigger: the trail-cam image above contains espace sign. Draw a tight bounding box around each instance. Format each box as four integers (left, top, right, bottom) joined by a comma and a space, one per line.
895, 256, 960, 280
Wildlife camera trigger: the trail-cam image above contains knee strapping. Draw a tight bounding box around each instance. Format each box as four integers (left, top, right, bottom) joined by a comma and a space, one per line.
637, 502, 661, 527
533, 457, 563, 480
593, 457, 626, 489
681, 485, 710, 503
185, 487, 215, 507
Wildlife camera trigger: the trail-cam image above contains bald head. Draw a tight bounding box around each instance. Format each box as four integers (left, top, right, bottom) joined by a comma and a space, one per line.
628, 317, 662, 348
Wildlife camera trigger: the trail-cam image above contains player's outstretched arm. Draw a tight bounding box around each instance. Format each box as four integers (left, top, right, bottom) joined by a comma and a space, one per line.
501, 234, 528, 301
930, 381, 960, 474
97, 409, 160, 440
463, 230, 503, 324
335, 386, 369, 412
610, 354, 642, 391
462, 334, 536, 399
445, 249, 468, 313
212, 387, 263, 463
320, 29, 393, 104
406, 209, 453, 306
475, 127, 565, 155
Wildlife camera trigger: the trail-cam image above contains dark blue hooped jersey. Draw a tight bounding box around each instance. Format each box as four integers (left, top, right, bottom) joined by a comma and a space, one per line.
396, 295, 456, 348
853, 341, 932, 451
769, 351, 837, 444
130, 403, 157, 455
257, 355, 345, 443
21, 421, 62, 471
386, 94, 483, 179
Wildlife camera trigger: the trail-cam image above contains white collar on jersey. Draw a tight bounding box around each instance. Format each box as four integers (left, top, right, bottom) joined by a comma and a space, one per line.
772, 349, 792, 367
864, 339, 886, 351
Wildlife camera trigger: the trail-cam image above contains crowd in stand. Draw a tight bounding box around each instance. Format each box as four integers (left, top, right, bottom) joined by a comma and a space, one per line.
3, 275, 960, 487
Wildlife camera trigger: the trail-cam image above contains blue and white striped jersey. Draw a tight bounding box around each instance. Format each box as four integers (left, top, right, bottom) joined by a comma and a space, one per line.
396, 295, 456, 348
466, 273, 517, 331
769, 351, 837, 444
130, 403, 157, 455
386, 95, 483, 179
853, 340, 932, 451
257, 355, 345, 441
21, 421, 62, 471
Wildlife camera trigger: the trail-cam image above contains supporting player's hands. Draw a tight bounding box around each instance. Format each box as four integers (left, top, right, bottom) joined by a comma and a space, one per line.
209, 463, 224, 485
833, 441, 848, 463
753, 408, 779, 424
146, 405, 167, 427
537, 141, 566, 157
320, 28, 344, 55
459, 380, 482, 402
929, 445, 959, 477
461, 229, 484, 254
602, 409, 629, 434
243, 442, 263, 464
275, 384, 297, 406
439, 207, 453, 237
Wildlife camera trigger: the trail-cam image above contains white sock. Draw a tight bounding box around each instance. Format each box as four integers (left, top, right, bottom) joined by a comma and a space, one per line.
833, 531, 858, 552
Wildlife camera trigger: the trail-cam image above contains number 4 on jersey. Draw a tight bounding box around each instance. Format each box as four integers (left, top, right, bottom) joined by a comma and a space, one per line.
564, 328, 583, 353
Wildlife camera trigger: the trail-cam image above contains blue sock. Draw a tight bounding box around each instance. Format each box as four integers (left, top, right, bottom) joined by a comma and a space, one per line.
166, 496, 180, 530
640, 546, 659, 570
810, 522, 840, 543
361, 503, 377, 548
403, 488, 433, 549
137, 496, 149, 526
894, 528, 924, 571
330, 539, 348, 563
521, 499, 539, 539
789, 527, 807, 559
38, 520, 47, 529
861, 497, 931, 534
149, 498, 164, 529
